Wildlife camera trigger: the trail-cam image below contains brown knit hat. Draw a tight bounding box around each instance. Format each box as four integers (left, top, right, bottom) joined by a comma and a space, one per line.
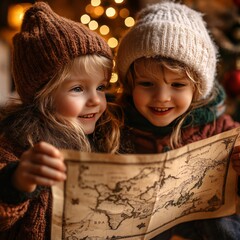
12, 2, 112, 104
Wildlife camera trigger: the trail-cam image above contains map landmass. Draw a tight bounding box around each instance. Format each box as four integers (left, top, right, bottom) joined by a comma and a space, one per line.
52, 127, 240, 240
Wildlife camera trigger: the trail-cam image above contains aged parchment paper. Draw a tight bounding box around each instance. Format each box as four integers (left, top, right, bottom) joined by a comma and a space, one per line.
52, 127, 240, 240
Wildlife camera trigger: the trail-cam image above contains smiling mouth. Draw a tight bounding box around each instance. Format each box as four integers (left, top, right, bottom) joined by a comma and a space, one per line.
151, 107, 171, 112
79, 113, 95, 118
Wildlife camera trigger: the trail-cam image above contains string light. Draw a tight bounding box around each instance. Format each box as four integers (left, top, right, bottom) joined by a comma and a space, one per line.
85, 4, 94, 14
125, 17, 135, 27
88, 20, 98, 30
93, 6, 104, 17
99, 25, 110, 35
81, 0, 135, 51
7, 3, 32, 29
79, 0, 136, 84
105, 7, 117, 18
91, 0, 101, 7
108, 37, 118, 48
114, 0, 124, 3
119, 8, 129, 18
80, 14, 91, 24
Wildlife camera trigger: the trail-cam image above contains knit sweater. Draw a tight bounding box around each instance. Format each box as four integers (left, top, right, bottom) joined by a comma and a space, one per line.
0, 105, 84, 240
0, 136, 52, 240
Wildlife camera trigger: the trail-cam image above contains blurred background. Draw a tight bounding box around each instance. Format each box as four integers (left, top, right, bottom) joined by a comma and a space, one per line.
0, 0, 239, 119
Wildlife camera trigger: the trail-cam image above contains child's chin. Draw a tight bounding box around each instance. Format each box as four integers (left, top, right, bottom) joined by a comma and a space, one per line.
148, 119, 165, 126
83, 126, 96, 135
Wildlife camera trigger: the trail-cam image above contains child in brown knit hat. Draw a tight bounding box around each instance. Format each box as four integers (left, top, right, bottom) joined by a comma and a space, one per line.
116, 1, 240, 239
0, 2, 120, 239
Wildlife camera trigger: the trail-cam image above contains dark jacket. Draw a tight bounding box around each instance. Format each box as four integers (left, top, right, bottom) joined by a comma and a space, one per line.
120, 114, 239, 154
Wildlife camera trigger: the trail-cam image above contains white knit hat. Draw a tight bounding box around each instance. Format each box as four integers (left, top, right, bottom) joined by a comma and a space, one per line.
116, 1, 218, 99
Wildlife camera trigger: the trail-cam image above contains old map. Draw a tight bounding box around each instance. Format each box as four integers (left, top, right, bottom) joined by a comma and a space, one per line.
52, 127, 240, 239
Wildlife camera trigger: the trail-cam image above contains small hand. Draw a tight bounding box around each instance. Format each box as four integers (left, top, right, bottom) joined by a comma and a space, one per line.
12, 141, 66, 193
231, 145, 240, 175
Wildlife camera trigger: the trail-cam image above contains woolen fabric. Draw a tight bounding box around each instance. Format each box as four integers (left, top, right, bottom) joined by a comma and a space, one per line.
116, 1, 218, 99
12, 2, 112, 104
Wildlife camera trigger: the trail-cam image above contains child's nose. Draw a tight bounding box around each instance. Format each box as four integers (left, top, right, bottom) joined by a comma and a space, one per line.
87, 91, 101, 106
154, 87, 171, 102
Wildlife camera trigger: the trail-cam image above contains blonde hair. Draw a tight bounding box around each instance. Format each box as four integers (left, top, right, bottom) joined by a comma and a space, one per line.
118, 57, 217, 149
36, 54, 121, 153
1, 54, 121, 153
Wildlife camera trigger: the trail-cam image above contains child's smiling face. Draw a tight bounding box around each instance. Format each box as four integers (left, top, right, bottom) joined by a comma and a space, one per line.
132, 58, 194, 127
54, 61, 108, 134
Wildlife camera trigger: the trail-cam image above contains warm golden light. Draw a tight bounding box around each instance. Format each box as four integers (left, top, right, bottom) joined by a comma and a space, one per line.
119, 8, 129, 18
85, 4, 94, 14
99, 25, 110, 35
108, 37, 118, 48
106, 7, 116, 18
114, 0, 124, 3
88, 20, 98, 30
93, 6, 104, 17
8, 3, 32, 29
80, 14, 91, 24
125, 17, 135, 27
91, 0, 101, 7
110, 72, 118, 83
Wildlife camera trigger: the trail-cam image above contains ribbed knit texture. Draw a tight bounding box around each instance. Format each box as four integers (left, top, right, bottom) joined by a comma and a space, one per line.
116, 1, 218, 99
12, 2, 112, 104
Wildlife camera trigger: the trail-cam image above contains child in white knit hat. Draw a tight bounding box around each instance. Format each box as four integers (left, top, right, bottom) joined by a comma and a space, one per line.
116, 1, 240, 239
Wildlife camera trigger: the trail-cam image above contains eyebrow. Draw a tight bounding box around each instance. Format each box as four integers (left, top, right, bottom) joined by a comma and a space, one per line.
62, 78, 82, 85
170, 76, 188, 81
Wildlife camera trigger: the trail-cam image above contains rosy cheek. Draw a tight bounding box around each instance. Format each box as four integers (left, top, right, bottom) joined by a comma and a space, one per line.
55, 99, 75, 116
133, 91, 143, 107
101, 95, 107, 110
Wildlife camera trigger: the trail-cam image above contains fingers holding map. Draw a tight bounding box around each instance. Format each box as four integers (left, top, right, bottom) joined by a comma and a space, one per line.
52, 127, 240, 240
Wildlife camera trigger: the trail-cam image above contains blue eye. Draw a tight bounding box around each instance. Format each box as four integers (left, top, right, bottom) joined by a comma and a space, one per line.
97, 84, 107, 91
71, 86, 82, 92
